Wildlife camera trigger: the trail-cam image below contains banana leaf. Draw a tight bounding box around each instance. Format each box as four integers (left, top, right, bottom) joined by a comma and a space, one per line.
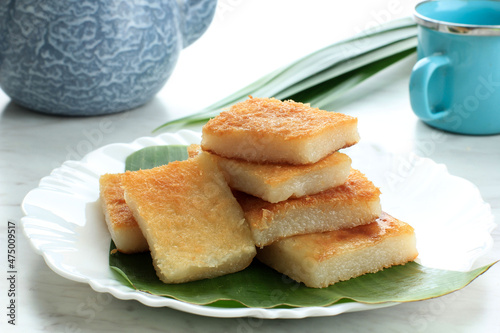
110, 242, 495, 308
109, 145, 497, 308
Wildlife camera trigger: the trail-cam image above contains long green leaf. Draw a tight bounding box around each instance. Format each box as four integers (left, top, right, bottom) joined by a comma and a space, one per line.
289, 46, 416, 109
109, 145, 497, 309
154, 17, 417, 131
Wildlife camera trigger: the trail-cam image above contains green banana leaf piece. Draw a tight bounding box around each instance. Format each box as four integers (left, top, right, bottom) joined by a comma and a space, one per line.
109, 145, 497, 308
154, 17, 418, 131
125, 145, 189, 171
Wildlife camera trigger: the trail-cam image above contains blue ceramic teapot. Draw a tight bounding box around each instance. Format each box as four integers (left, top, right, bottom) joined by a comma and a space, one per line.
0, 0, 216, 116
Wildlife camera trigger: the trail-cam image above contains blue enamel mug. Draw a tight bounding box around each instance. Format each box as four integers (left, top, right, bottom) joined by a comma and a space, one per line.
0, 0, 216, 116
410, 0, 500, 135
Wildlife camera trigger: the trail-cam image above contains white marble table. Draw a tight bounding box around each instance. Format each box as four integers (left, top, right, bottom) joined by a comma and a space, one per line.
1, 1, 499, 332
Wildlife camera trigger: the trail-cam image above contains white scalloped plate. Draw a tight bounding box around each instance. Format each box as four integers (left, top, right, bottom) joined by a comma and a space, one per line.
20, 130, 496, 319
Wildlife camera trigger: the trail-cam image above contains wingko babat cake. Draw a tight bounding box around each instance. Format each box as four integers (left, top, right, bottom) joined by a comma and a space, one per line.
201, 97, 360, 164
189, 143, 352, 204
99, 96, 417, 288
120, 152, 256, 284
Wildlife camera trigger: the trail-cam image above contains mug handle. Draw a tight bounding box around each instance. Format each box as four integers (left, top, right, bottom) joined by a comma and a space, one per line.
409, 55, 451, 121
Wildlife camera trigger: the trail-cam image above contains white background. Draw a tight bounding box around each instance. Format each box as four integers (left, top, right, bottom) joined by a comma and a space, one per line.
1, 0, 499, 332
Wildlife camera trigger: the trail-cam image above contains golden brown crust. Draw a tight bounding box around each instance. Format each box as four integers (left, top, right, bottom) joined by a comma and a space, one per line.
187, 144, 202, 158
236, 169, 381, 230
202, 97, 357, 141
214, 150, 351, 186
120, 153, 256, 283
121, 159, 206, 214
187, 144, 352, 203
99, 173, 149, 253
99, 173, 137, 230
256, 212, 418, 287
293, 212, 416, 262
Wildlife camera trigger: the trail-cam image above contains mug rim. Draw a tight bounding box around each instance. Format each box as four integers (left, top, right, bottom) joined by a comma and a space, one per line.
414, 0, 500, 36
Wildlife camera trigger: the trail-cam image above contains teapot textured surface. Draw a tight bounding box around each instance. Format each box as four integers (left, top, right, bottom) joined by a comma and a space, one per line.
0, 0, 216, 116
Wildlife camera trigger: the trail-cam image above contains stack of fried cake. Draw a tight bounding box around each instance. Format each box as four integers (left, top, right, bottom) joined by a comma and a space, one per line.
198, 97, 418, 288
99, 97, 417, 288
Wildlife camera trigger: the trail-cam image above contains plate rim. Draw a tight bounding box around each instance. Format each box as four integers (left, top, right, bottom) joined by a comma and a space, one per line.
20, 129, 496, 319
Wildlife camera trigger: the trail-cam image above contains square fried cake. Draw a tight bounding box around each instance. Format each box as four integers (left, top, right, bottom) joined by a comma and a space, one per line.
99, 173, 149, 254
201, 97, 359, 165
235, 169, 382, 247
120, 153, 256, 284
188, 144, 352, 203
257, 212, 418, 288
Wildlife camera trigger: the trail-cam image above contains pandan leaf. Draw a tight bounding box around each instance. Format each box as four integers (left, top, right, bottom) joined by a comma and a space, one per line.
154, 17, 417, 131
